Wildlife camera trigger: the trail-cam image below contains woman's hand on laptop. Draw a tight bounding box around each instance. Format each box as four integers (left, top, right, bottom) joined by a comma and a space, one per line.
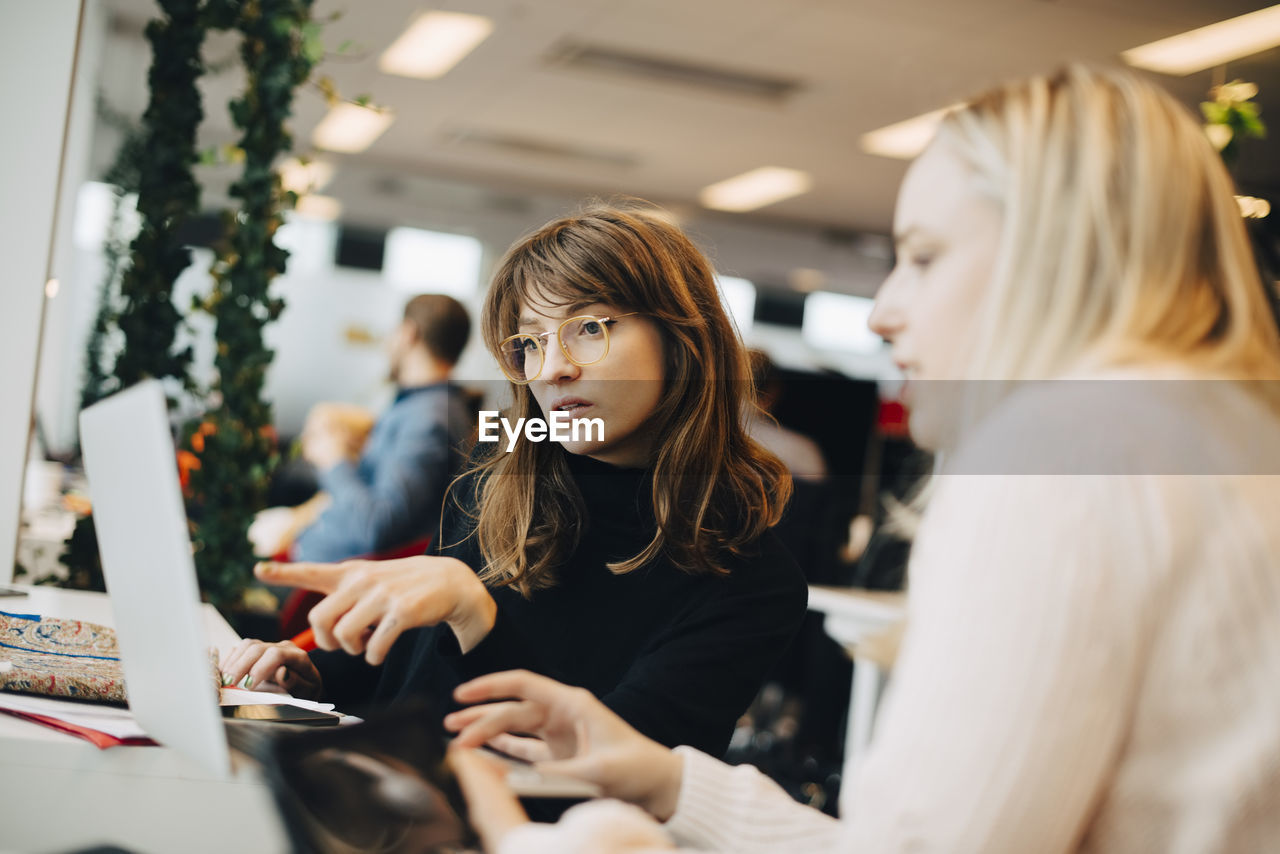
255, 556, 498, 663
445, 669, 685, 822
219, 639, 323, 700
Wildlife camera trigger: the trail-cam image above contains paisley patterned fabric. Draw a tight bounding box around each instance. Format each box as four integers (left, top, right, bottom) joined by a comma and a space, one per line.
0, 611, 127, 703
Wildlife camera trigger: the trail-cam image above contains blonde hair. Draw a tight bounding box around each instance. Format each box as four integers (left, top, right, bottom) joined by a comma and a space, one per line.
458, 201, 791, 596
939, 65, 1280, 403
888, 65, 1280, 538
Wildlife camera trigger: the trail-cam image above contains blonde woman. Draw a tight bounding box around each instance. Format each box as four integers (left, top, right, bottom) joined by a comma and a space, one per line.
446, 65, 1280, 852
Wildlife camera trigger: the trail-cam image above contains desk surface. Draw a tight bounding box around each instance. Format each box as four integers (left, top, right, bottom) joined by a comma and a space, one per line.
807, 584, 907, 665
808, 585, 906, 622
0, 584, 241, 744
806, 586, 908, 772
0, 585, 289, 854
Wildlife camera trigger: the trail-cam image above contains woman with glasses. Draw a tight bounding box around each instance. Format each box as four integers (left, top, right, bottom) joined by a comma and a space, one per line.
221, 203, 808, 762
444, 66, 1280, 852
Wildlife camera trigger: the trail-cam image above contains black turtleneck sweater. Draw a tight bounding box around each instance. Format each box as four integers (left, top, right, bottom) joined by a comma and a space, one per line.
311, 451, 807, 758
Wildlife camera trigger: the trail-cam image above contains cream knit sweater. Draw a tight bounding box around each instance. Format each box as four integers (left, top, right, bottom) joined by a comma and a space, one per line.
502, 378, 1280, 853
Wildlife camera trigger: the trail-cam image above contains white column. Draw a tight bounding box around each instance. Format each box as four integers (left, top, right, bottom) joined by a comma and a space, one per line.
0, 0, 84, 583
36, 0, 107, 456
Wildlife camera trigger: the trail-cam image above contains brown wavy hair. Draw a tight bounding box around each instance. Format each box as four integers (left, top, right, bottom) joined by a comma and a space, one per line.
456, 201, 791, 596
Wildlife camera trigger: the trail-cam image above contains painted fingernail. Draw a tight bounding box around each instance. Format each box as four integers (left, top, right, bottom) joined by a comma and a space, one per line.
243, 676, 254, 689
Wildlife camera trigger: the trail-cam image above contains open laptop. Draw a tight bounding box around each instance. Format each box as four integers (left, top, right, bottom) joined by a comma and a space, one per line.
79, 380, 599, 799
80, 380, 233, 777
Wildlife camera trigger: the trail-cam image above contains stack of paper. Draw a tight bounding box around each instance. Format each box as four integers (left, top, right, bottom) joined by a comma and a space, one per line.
0, 692, 151, 747
0, 688, 342, 748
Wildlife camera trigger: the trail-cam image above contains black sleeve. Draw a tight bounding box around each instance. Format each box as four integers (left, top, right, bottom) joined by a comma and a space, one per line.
441, 533, 809, 757
309, 647, 383, 711
599, 536, 809, 756
303, 464, 486, 713
432, 593, 548, 673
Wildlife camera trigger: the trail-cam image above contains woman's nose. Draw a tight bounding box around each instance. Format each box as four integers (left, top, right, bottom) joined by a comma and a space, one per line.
867, 273, 904, 343
541, 341, 581, 383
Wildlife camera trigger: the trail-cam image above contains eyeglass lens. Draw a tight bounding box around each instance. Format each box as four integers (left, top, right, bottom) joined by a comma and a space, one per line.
500, 317, 610, 382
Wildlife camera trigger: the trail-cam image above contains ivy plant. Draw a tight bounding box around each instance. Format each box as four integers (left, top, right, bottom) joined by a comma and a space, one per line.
1202, 79, 1266, 168
184, 0, 320, 608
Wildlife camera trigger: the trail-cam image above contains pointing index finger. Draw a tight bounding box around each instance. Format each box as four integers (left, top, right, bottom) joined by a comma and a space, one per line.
254, 560, 346, 594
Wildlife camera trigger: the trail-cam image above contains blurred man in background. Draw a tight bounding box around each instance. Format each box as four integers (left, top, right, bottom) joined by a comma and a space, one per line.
251, 294, 473, 562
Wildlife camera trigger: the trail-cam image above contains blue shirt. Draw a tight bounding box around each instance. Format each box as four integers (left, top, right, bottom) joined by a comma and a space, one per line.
293, 382, 472, 562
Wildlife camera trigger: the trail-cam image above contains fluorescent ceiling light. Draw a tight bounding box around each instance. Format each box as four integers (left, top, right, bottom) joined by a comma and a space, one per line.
280, 158, 334, 195
715, 275, 756, 336
1123, 5, 1280, 76
699, 167, 812, 212
379, 11, 494, 80
801, 291, 883, 354
861, 105, 958, 160
294, 194, 342, 221
312, 103, 394, 153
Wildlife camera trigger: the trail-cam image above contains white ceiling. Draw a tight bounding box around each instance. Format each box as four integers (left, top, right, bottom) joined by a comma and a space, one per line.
96, 0, 1280, 237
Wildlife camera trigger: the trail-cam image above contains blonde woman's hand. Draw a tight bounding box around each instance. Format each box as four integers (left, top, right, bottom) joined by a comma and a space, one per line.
255, 556, 497, 662
448, 747, 530, 853
445, 670, 685, 821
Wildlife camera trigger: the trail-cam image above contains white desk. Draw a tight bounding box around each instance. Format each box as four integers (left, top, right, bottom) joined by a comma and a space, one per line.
0, 585, 289, 854
807, 585, 907, 775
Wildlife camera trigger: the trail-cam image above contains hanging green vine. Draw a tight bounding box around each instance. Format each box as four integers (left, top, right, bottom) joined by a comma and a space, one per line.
111, 0, 205, 392
183, 0, 320, 608
58, 0, 339, 608
59, 2, 207, 591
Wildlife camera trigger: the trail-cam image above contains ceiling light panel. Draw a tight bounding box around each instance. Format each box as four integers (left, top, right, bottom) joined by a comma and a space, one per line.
699, 167, 813, 212
860, 106, 958, 160
312, 103, 394, 153
379, 11, 494, 80
1123, 5, 1280, 76
280, 158, 335, 195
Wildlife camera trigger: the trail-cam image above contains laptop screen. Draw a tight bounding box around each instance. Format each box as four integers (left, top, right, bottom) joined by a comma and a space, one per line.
80, 379, 231, 777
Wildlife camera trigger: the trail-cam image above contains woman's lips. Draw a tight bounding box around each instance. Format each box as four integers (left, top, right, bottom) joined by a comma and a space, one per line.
551, 396, 594, 413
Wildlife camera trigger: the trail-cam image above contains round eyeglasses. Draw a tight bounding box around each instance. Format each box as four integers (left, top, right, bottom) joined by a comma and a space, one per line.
497, 313, 640, 384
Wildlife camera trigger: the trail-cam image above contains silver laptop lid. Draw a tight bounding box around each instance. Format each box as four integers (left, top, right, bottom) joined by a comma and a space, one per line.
79, 380, 230, 777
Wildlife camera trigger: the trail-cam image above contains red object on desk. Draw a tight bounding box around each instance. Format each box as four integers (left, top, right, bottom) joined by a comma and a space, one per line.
0, 708, 156, 749
291, 627, 317, 651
